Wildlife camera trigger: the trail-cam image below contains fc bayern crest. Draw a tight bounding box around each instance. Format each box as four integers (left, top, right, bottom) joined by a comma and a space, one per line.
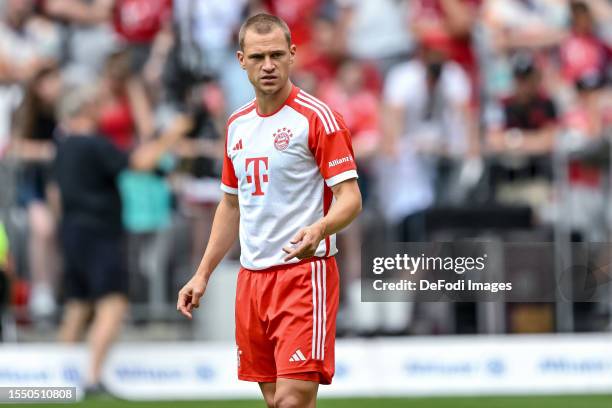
273, 127, 293, 151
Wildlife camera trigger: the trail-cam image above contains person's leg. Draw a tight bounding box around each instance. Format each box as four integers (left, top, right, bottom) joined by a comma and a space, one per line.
86, 294, 128, 385
57, 300, 92, 342
273, 258, 339, 380
27, 202, 58, 317
58, 221, 92, 343
258, 382, 276, 408
274, 378, 318, 408
83, 229, 130, 386
259, 258, 339, 408
235, 268, 277, 384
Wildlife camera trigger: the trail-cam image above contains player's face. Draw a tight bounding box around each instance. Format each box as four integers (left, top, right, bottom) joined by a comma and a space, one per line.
237, 27, 296, 96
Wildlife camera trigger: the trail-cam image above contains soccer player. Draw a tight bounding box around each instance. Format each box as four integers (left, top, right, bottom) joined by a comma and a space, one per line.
177, 13, 362, 408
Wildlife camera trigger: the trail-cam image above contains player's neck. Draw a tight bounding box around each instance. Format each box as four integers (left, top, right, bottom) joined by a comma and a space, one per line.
256, 81, 293, 116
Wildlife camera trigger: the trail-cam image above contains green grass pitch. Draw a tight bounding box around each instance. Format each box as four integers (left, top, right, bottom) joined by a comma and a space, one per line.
16, 395, 612, 408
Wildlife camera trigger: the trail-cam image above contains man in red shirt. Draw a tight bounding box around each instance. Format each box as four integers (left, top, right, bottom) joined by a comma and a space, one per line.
177, 13, 362, 408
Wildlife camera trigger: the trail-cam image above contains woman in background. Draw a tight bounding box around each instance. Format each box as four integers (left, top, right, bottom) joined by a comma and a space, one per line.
98, 49, 154, 150
11, 66, 62, 320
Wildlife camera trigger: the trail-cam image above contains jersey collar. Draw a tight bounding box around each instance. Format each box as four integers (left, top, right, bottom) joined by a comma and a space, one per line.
255, 84, 299, 117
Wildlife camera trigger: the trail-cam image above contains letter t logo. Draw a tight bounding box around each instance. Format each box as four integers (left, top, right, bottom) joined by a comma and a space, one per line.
245, 157, 269, 196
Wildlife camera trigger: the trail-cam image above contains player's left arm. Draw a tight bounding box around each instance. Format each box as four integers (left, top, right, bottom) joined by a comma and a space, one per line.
283, 178, 361, 261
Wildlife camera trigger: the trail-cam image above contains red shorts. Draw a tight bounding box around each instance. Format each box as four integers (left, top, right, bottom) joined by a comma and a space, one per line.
235, 257, 339, 385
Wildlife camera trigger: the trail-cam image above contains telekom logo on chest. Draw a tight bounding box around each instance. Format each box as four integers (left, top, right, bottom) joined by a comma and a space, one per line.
245, 157, 269, 196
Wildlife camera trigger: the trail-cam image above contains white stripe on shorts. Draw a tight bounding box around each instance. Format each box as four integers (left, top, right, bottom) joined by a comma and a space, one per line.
311, 259, 328, 360
321, 259, 327, 360
311, 261, 318, 359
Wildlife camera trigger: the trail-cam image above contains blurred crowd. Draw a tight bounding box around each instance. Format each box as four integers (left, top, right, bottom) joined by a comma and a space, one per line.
0, 0, 610, 338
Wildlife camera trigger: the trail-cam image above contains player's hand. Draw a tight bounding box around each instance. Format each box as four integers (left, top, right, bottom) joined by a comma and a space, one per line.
177, 274, 208, 319
282, 222, 326, 261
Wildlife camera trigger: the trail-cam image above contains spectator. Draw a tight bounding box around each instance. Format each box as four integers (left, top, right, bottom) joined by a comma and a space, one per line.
43, 0, 118, 85
98, 49, 155, 150
337, 0, 413, 74
487, 54, 557, 157
166, 0, 251, 112
318, 60, 380, 164
560, 73, 609, 240
317, 59, 381, 177
171, 82, 224, 269
480, 0, 568, 100
357, 38, 473, 336
485, 53, 558, 213
560, 1, 610, 87
0, 0, 59, 148
11, 66, 63, 320
112, 0, 173, 74
378, 36, 473, 234
51, 84, 191, 394
563, 73, 608, 140
260, 0, 321, 47
317, 60, 381, 335
410, 0, 483, 187
43, 0, 114, 25
411, 0, 482, 95
97, 49, 166, 311
294, 15, 343, 86
481, 0, 567, 51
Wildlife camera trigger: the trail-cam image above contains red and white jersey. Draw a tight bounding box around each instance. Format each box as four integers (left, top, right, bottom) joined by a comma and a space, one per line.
221, 85, 358, 270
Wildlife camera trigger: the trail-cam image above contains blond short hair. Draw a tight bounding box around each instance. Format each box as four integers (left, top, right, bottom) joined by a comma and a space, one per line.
57, 85, 98, 121
238, 13, 291, 51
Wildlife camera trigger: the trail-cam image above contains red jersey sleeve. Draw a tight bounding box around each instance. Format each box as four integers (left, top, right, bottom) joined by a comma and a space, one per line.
309, 110, 358, 187
221, 128, 239, 195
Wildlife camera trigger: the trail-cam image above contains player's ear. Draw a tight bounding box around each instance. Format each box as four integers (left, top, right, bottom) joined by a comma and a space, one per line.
289, 44, 296, 65
237, 50, 246, 70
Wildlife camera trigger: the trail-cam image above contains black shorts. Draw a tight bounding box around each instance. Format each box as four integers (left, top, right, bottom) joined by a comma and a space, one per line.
60, 221, 128, 301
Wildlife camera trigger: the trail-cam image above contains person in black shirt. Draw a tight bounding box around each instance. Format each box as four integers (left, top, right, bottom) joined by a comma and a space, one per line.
50, 84, 191, 394
54, 126, 129, 235
485, 52, 559, 210
487, 52, 558, 156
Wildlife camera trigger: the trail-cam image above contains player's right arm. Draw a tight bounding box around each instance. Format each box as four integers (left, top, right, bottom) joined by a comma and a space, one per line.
176, 192, 239, 319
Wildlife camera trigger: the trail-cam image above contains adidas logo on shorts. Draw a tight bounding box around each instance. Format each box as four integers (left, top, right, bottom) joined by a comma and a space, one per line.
289, 349, 307, 362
